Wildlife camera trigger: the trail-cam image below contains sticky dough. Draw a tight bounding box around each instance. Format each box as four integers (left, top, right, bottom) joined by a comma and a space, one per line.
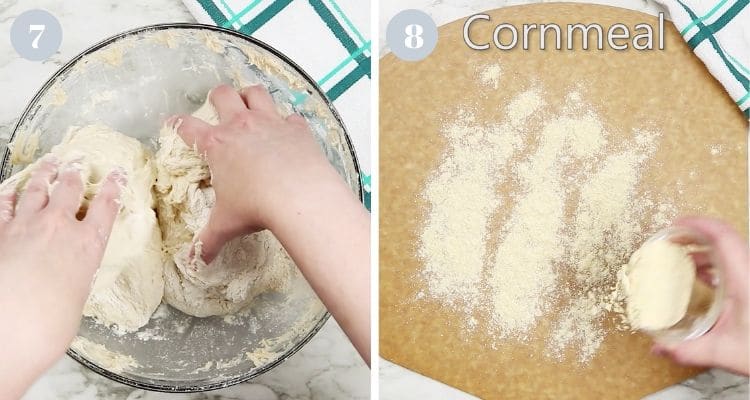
155, 100, 292, 317
0, 125, 164, 331
3, 101, 293, 331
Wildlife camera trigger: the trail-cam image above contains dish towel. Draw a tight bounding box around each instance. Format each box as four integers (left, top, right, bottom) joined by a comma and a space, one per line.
181, 0, 372, 209
656, 0, 750, 119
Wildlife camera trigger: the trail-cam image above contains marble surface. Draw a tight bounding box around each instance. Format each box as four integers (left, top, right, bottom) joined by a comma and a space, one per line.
378, 0, 749, 399
0, 0, 368, 399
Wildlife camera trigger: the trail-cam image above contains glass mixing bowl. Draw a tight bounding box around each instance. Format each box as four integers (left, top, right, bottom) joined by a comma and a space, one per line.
0, 24, 362, 392
640, 226, 724, 344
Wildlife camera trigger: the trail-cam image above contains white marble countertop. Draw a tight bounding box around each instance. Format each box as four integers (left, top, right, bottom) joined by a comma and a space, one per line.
0, 0, 369, 399
378, 0, 749, 399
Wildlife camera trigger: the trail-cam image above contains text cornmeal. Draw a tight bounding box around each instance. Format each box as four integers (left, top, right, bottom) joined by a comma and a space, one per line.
463, 12, 665, 51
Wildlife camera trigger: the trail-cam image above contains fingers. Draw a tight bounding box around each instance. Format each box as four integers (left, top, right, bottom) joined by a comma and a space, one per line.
674, 217, 749, 286
674, 217, 742, 242
651, 336, 718, 368
195, 205, 251, 264
240, 85, 277, 114
15, 156, 59, 218
194, 211, 230, 264
171, 114, 213, 154
84, 170, 126, 241
209, 84, 247, 122
285, 113, 307, 126
195, 225, 224, 265
47, 162, 85, 216
652, 298, 740, 372
0, 189, 16, 223
675, 217, 748, 256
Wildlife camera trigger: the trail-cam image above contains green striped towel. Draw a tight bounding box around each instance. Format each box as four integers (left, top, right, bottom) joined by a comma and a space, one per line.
182, 0, 371, 208
656, 0, 749, 119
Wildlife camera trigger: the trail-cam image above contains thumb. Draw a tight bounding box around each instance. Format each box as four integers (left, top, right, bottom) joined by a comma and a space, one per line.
674, 217, 749, 284
653, 335, 719, 368
168, 114, 213, 155
195, 205, 252, 264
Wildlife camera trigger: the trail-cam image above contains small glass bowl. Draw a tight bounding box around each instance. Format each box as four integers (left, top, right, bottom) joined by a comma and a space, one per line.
640, 226, 725, 343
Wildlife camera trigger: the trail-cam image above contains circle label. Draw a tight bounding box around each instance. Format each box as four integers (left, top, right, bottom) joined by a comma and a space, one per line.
386, 10, 438, 62
11, 9, 63, 61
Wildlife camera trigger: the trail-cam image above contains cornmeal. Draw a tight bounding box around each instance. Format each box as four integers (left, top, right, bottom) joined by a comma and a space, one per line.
621, 240, 696, 331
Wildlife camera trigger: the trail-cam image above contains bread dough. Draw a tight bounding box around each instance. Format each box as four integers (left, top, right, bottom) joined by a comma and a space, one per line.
621, 239, 696, 330
155, 100, 293, 317
0, 125, 164, 332
2, 99, 293, 330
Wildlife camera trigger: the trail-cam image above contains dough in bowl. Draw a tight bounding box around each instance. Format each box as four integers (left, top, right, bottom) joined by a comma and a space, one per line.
154, 99, 293, 317
2, 98, 294, 330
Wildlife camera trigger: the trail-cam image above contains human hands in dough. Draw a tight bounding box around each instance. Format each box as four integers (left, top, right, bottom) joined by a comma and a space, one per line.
170, 84, 339, 263
651, 217, 749, 376
0, 156, 123, 396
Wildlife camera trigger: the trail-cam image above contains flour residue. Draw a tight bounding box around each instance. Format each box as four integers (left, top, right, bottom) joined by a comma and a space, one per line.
71, 337, 139, 373
7, 130, 40, 165
95, 37, 136, 66
49, 84, 68, 106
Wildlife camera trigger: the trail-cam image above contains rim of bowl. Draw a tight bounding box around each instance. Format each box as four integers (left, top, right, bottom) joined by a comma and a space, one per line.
3, 23, 363, 392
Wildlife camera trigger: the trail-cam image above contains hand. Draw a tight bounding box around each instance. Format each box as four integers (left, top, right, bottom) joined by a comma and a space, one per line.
171, 85, 371, 365
171, 84, 340, 263
652, 217, 749, 376
0, 157, 123, 397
